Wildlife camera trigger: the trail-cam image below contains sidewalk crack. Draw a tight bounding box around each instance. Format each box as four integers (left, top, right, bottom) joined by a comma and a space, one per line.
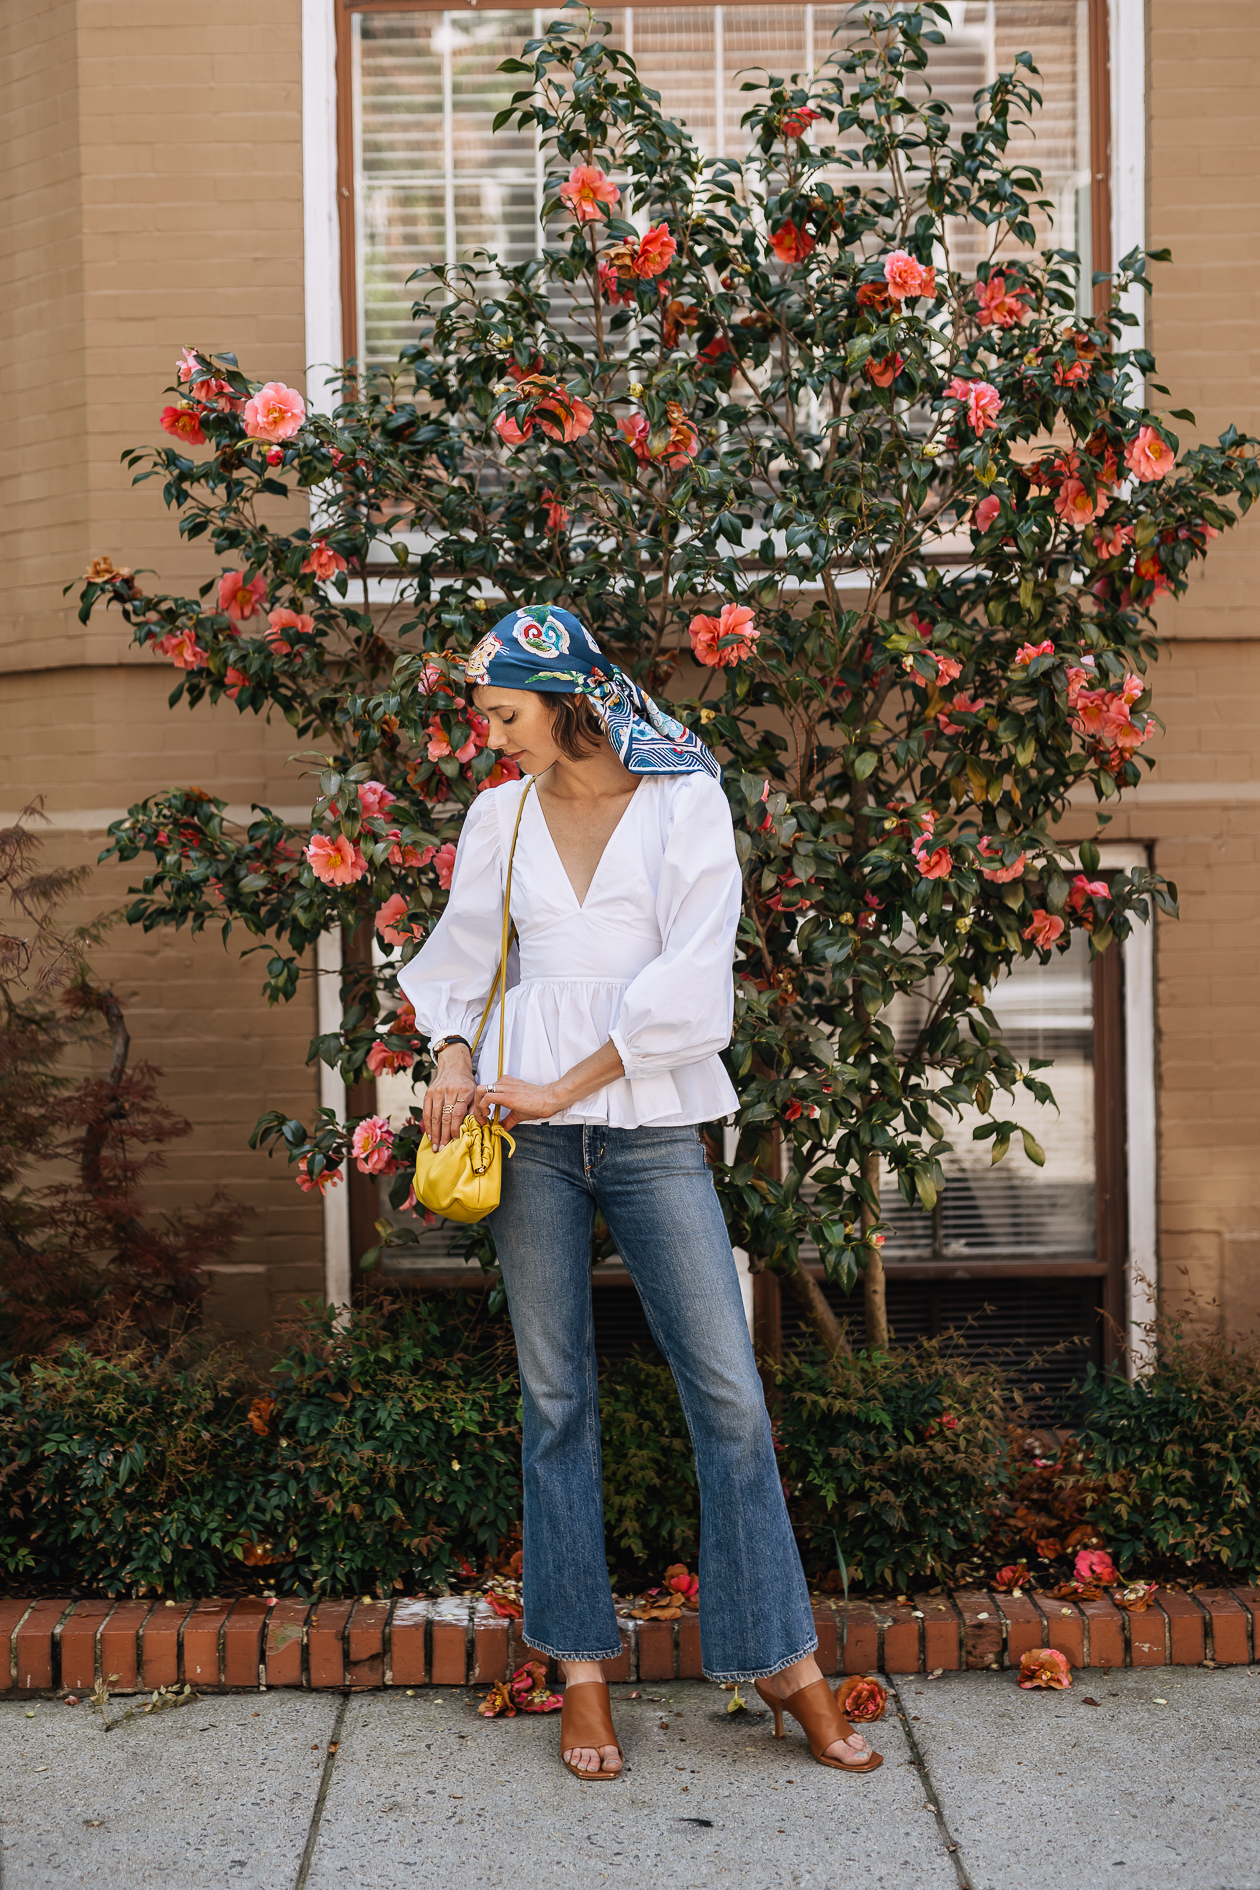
294, 1691, 349, 1890
888, 1676, 973, 1890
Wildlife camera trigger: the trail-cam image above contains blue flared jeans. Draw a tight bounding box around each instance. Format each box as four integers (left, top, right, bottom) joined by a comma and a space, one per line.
489, 1122, 817, 1681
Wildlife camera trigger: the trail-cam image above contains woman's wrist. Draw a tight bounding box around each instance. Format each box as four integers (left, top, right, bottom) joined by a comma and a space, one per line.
434, 1045, 474, 1079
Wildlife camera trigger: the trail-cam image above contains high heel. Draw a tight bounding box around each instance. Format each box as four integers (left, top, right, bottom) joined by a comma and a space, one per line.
559, 1679, 623, 1781
754, 1675, 883, 1774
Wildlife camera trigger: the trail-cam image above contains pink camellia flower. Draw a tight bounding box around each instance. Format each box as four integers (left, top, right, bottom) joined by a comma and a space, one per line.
494, 412, 531, 447
770, 222, 816, 265
223, 664, 249, 700
375, 891, 423, 947
160, 404, 206, 446
930, 653, 963, 687
618, 407, 699, 471
1018, 1647, 1072, 1690
218, 569, 267, 623
1053, 358, 1088, 388
357, 780, 397, 819
781, 104, 821, 140
1014, 639, 1055, 666
479, 755, 523, 792
1067, 873, 1109, 926
688, 603, 760, 669
264, 607, 314, 654
597, 260, 635, 307
535, 388, 594, 443
152, 628, 206, 671
302, 539, 349, 581
972, 494, 1002, 534
426, 711, 488, 764
366, 1040, 414, 1077
386, 833, 429, 869
865, 353, 904, 389
496, 384, 594, 447
432, 842, 458, 891
945, 376, 1002, 434
296, 1155, 342, 1195
305, 832, 368, 885
1054, 477, 1108, 527
1134, 550, 1172, 595
541, 487, 570, 533
177, 347, 202, 383
1023, 909, 1065, 949
884, 249, 936, 301
915, 844, 954, 881
266, 446, 284, 466
1124, 424, 1176, 483
937, 691, 985, 736
633, 223, 677, 277
1072, 1549, 1125, 1580
559, 163, 620, 223
974, 273, 1031, 328
1094, 521, 1135, 560
911, 813, 950, 879
978, 836, 1026, 883
242, 381, 306, 442
351, 1114, 395, 1176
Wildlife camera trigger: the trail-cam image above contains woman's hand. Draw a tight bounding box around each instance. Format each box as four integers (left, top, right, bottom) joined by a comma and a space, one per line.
472, 1042, 625, 1129
423, 1046, 477, 1149
473, 1074, 567, 1130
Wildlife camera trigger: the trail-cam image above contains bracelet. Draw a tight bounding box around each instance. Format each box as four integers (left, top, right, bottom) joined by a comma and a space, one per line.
430, 1034, 472, 1062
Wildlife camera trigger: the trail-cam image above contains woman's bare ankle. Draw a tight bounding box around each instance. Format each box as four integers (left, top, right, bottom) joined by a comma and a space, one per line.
560, 1659, 606, 1687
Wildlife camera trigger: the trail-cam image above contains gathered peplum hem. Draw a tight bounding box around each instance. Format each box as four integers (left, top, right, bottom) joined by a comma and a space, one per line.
479, 975, 737, 1127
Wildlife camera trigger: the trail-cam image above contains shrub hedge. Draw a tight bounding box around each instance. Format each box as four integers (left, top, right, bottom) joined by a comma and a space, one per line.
2, 1301, 1255, 1596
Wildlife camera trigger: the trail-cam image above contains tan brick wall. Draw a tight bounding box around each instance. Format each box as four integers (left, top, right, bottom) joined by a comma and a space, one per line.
3, 0, 1259, 1348
0, 0, 322, 1340
1138, 0, 1260, 1339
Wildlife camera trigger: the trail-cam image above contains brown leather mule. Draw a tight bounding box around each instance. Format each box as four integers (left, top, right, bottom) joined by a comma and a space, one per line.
560, 1678, 624, 1781
754, 1673, 883, 1773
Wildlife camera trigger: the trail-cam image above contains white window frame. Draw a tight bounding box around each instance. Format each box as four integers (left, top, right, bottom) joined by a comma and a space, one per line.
302, 1, 1154, 1343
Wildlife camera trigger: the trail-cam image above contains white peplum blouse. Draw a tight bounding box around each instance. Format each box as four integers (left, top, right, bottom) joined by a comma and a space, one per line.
398, 771, 742, 1128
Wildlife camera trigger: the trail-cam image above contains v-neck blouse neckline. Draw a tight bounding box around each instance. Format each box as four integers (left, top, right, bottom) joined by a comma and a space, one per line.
528, 776, 644, 912
398, 770, 742, 1128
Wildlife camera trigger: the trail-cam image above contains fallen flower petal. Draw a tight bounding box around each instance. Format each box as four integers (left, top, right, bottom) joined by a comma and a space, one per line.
1018, 1647, 1072, 1689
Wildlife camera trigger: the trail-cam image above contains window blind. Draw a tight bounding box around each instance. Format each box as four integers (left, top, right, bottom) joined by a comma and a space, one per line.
352, 1, 1091, 367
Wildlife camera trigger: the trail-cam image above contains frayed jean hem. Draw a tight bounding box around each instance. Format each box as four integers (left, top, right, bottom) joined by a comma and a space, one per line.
521, 1630, 625, 1664
702, 1634, 818, 1685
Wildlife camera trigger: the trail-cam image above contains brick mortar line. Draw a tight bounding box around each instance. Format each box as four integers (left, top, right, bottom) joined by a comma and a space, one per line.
887, 1676, 974, 1890
294, 1691, 349, 1890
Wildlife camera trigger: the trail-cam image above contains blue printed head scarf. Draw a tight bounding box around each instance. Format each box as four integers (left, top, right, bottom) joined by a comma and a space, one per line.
463, 605, 721, 781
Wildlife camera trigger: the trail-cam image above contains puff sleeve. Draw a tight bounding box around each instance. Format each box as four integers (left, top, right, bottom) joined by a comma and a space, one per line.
608, 774, 742, 1080
396, 789, 505, 1051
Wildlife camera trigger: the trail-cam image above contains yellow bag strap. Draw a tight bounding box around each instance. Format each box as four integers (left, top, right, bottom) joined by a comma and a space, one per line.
468, 775, 537, 1119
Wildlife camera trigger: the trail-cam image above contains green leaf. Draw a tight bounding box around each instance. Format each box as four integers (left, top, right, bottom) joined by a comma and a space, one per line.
852, 751, 878, 781
1019, 1129, 1046, 1167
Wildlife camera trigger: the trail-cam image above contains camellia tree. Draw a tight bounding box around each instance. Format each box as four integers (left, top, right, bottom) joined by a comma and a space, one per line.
82, 3, 1257, 1350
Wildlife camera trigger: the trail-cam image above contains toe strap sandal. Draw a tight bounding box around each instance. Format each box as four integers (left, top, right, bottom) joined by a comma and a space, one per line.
754, 1674, 883, 1774
560, 1678, 623, 1781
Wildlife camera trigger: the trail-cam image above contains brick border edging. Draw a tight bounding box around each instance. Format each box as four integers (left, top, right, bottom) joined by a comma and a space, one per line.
2, 1587, 1256, 1697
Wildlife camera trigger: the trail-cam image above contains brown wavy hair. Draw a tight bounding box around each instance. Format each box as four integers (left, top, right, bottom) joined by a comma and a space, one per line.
539, 690, 605, 760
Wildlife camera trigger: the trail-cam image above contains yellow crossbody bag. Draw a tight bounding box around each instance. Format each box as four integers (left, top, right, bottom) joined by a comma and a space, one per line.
411, 778, 535, 1224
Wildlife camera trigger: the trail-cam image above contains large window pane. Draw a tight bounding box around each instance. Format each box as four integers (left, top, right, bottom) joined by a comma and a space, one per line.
353, 2, 1090, 367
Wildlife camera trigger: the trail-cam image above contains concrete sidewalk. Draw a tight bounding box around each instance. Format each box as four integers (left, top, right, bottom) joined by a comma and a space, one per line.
2, 1669, 1257, 1889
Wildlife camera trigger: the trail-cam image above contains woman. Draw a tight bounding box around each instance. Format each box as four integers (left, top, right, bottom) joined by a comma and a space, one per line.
399, 606, 879, 1781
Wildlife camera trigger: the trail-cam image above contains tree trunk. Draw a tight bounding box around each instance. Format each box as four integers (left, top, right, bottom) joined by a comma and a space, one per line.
781, 1266, 852, 1360
80, 989, 129, 1198
861, 1149, 889, 1349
